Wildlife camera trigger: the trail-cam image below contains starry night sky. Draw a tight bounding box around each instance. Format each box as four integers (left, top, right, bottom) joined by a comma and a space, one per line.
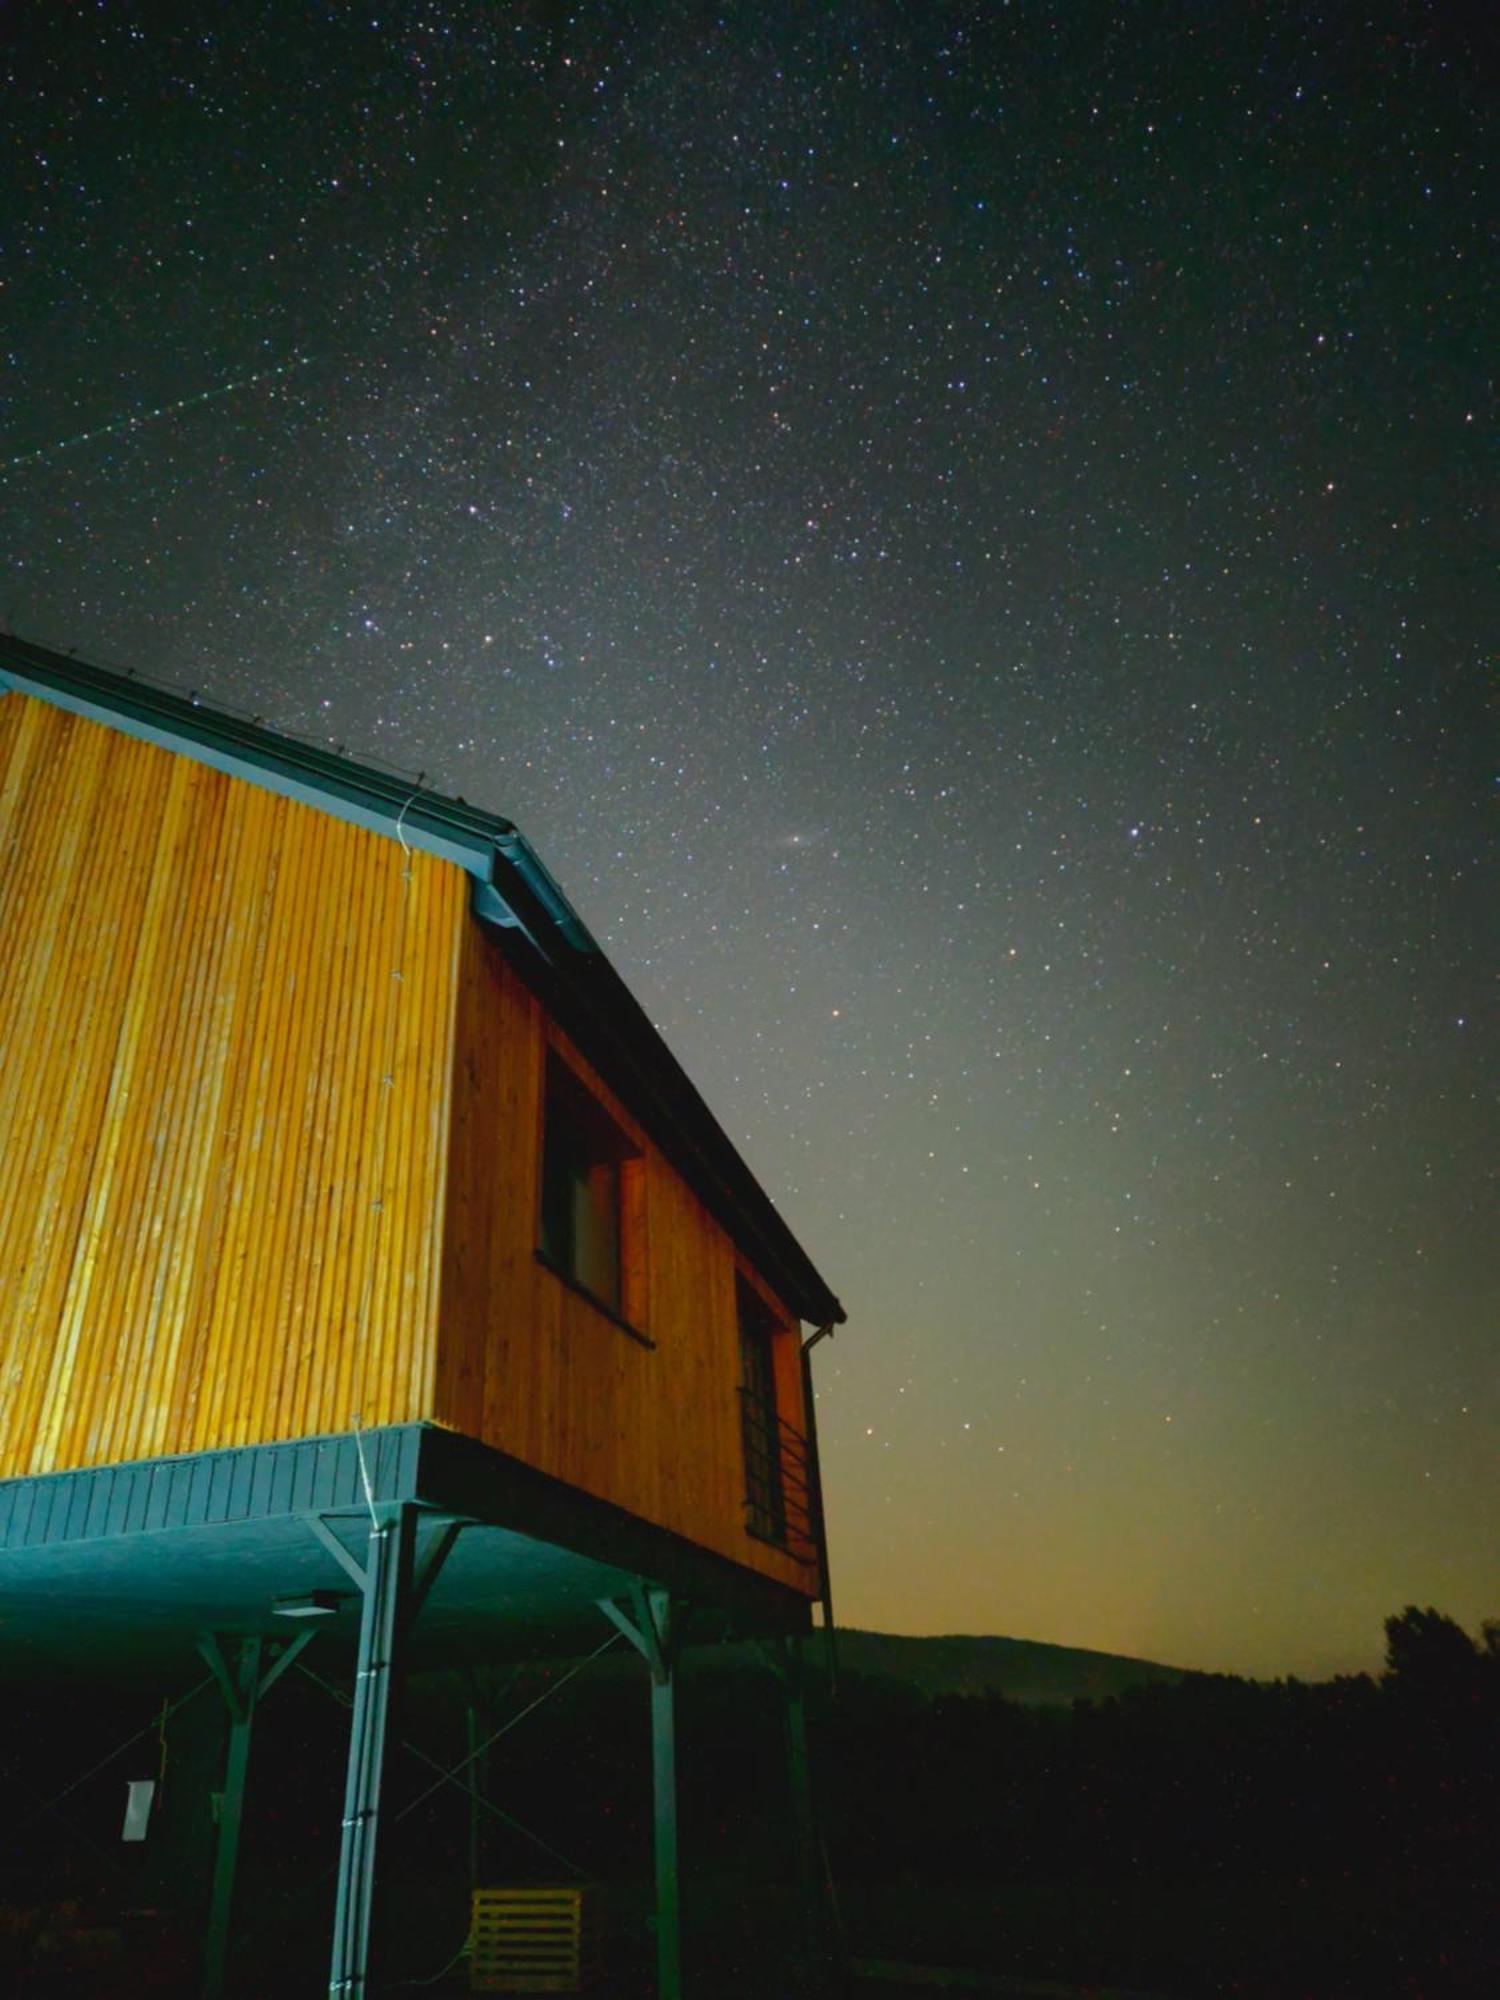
5, 3, 1493, 1678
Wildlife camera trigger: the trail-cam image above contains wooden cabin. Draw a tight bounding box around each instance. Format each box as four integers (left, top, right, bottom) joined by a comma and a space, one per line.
0, 634, 844, 1996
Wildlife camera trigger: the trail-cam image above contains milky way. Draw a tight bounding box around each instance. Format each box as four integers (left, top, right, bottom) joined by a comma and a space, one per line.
5, 2, 1492, 1675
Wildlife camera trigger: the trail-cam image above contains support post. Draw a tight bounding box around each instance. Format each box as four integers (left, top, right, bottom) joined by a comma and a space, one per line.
599, 1587, 684, 2000
764, 1633, 843, 1994
327, 1503, 416, 1999
198, 1627, 320, 2000
780, 1638, 820, 1935
465, 1699, 485, 1892
651, 1658, 680, 2000
200, 1635, 262, 2000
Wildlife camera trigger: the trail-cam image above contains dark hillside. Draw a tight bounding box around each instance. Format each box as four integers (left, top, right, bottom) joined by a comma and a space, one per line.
827, 1627, 1189, 1704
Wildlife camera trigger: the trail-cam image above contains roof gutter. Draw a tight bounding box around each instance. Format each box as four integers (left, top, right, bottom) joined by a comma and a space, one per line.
0, 636, 514, 880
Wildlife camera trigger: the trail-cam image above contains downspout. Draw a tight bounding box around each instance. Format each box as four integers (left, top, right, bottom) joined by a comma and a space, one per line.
800, 1323, 838, 1691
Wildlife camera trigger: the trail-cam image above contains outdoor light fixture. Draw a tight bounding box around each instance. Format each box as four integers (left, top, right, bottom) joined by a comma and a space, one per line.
272, 1590, 341, 1619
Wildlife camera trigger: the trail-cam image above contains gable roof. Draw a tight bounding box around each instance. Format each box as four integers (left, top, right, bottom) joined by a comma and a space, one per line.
0, 633, 844, 1328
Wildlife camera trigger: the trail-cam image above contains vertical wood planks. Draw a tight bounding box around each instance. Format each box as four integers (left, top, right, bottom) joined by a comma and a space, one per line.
437, 925, 818, 1598
0, 696, 464, 1476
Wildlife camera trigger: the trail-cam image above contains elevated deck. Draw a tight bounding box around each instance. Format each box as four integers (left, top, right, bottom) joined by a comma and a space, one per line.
0, 1422, 811, 1687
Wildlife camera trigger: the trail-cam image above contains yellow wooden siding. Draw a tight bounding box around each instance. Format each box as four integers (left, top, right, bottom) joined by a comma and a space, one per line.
436, 922, 818, 1597
1, 688, 823, 1597
0, 695, 464, 1476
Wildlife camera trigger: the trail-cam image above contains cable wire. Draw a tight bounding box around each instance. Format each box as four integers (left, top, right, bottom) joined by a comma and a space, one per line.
392, 1630, 623, 1826
14, 1673, 213, 1833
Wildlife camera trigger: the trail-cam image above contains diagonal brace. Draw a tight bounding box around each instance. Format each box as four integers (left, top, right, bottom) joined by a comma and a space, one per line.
598, 1583, 681, 1684
302, 1510, 468, 1606
198, 1628, 321, 1717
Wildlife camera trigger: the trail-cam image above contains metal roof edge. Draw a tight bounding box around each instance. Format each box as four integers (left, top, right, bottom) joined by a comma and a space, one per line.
0, 635, 511, 880
502, 917, 847, 1326
0, 1427, 426, 1550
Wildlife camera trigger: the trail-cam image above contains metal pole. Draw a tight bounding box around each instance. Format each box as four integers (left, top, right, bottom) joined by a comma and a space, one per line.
327, 1502, 415, 1999
799, 1336, 839, 1689
651, 1657, 681, 2000
598, 1589, 684, 2000
202, 1635, 263, 2000
780, 1636, 827, 1980
465, 1700, 484, 1892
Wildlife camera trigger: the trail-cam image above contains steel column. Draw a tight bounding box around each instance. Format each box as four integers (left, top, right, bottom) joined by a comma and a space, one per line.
200, 1634, 262, 2000
651, 1661, 680, 2000
327, 1502, 416, 1999
762, 1632, 843, 1993
599, 1586, 684, 2000
781, 1639, 820, 1928
196, 1627, 321, 1999
464, 1700, 485, 1890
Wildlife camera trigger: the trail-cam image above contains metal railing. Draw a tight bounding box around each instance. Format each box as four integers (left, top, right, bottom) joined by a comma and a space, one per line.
737, 1390, 819, 1566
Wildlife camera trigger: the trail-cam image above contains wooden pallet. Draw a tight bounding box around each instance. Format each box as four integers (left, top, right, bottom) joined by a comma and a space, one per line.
470, 1886, 600, 1993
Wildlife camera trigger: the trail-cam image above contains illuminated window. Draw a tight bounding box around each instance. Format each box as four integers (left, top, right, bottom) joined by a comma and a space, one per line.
538, 1054, 637, 1314
737, 1276, 788, 1546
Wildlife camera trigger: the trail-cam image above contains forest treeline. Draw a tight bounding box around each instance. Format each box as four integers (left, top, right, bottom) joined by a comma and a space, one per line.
818, 1604, 1500, 1877
803, 1605, 1499, 1994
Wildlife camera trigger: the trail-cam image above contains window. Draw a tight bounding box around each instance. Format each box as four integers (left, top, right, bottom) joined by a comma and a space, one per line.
737, 1276, 787, 1546
538, 1053, 638, 1315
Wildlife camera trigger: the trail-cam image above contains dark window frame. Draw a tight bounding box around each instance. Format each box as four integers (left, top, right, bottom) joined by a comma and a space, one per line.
536, 1051, 650, 1343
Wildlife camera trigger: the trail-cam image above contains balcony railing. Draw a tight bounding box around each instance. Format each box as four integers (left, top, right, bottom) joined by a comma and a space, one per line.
737, 1389, 819, 1567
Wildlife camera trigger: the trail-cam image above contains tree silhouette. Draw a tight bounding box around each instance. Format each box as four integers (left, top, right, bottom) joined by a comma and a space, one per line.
1382, 1605, 1482, 1699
